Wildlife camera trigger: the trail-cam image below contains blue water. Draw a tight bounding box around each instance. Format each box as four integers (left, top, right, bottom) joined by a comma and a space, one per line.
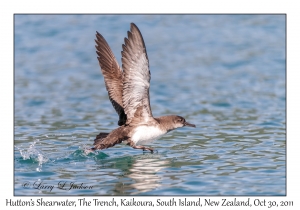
14, 15, 285, 195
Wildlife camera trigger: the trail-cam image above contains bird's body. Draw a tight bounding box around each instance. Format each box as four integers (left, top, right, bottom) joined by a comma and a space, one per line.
92, 23, 195, 152
131, 124, 167, 145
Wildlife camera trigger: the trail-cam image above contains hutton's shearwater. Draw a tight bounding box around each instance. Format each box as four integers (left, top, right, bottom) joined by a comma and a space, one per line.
91, 23, 195, 153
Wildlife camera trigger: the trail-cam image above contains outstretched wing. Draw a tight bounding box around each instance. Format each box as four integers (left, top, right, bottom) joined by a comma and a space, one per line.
121, 23, 153, 125
95, 32, 127, 126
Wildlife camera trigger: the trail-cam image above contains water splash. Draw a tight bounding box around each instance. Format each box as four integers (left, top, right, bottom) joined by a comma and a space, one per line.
76, 144, 110, 159
79, 144, 94, 155
16, 139, 49, 171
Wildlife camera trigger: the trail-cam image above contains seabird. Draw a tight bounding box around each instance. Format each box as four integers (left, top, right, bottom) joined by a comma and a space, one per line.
91, 23, 195, 153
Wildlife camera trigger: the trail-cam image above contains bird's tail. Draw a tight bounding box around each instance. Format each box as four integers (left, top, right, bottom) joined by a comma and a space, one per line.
92, 127, 127, 150
94, 132, 110, 145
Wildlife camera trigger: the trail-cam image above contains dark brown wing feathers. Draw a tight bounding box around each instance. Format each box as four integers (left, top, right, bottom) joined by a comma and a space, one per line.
95, 32, 127, 126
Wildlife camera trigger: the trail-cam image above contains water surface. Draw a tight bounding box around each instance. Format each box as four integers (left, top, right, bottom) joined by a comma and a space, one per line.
14, 14, 286, 195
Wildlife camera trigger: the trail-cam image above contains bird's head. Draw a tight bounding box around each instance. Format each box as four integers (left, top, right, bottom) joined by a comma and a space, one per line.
173, 115, 196, 129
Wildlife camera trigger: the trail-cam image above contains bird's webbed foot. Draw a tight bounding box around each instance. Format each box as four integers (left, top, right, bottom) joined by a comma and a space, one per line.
128, 142, 154, 153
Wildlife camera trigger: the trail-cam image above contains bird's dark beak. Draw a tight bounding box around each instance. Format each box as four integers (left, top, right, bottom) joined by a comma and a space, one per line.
184, 122, 196, 127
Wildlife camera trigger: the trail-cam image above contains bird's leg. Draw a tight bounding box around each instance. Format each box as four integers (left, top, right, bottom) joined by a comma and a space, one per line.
134, 145, 154, 153
128, 142, 154, 153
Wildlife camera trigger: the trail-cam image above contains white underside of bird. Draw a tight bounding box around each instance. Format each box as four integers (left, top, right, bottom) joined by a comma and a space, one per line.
131, 125, 167, 145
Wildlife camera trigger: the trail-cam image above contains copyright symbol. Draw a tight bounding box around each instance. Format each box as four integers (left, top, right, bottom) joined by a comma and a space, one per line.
22, 181, 31, 189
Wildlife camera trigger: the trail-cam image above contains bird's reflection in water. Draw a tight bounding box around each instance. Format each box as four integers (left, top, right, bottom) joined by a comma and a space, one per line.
126, 157, 169, 194
93, 151, 170, 195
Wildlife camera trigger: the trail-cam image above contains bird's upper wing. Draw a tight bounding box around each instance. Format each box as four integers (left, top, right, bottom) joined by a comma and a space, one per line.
121, 23, 153, 125
95, 32, 127, 126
